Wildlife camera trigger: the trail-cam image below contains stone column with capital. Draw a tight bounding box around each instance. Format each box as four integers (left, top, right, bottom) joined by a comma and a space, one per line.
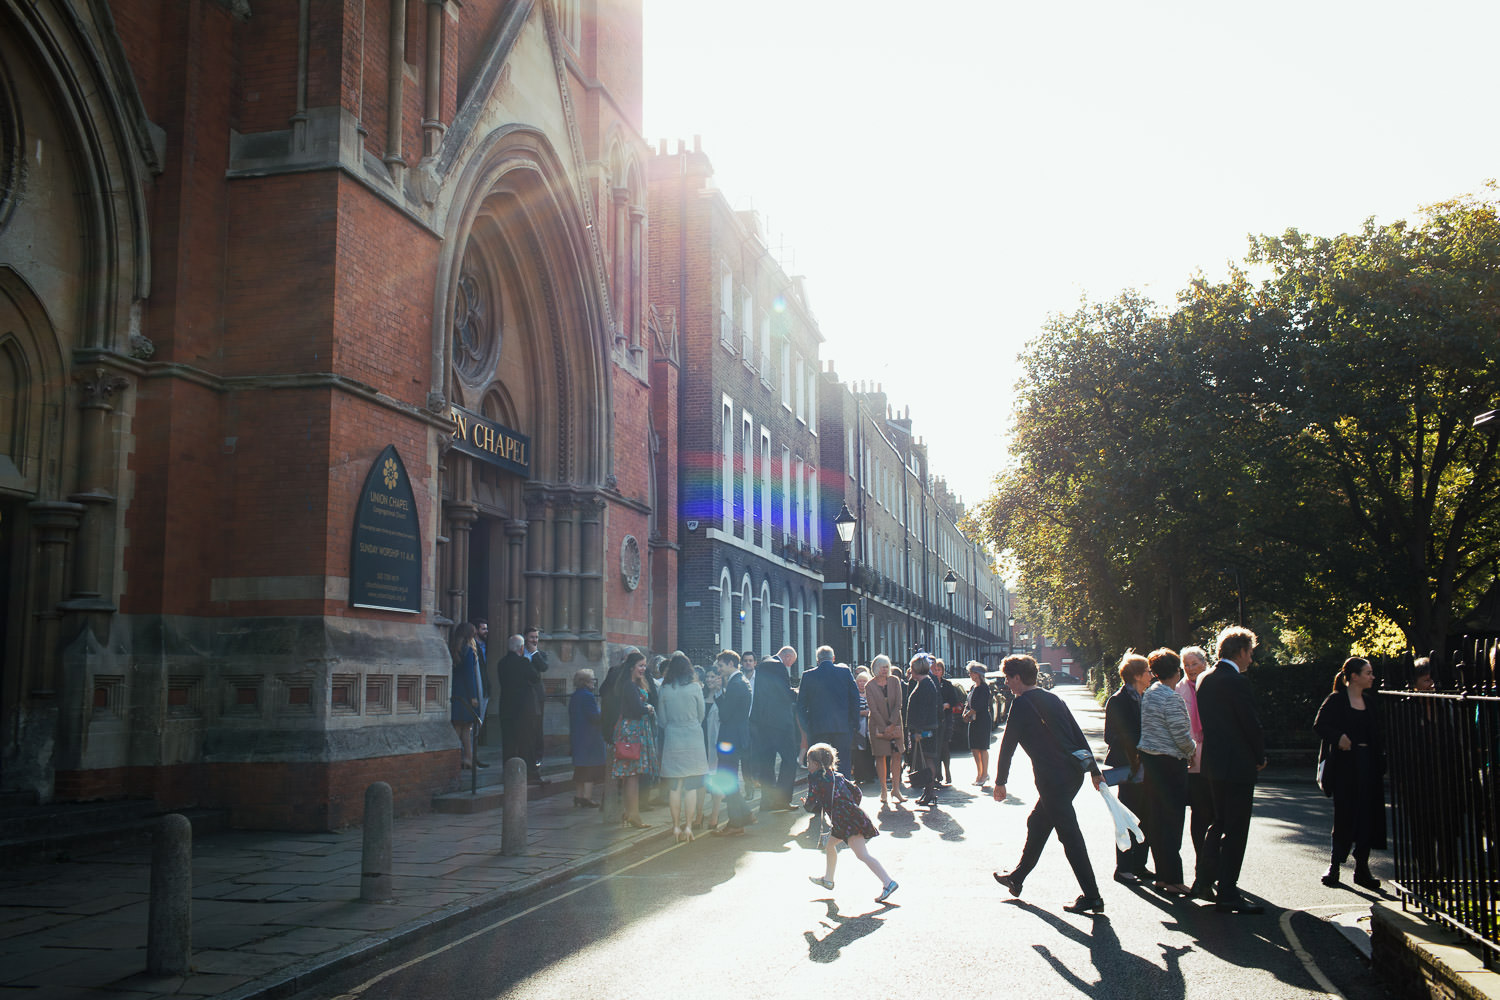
64, 368, 130, 612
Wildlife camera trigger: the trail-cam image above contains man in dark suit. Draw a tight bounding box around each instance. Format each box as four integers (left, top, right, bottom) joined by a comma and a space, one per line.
496, 628, 548, 783
1191, 625, 1267, 913
796, 645, 860, 777
710, 650, 753, 834
749, 647, 800, 810
990, 654, 1105, 914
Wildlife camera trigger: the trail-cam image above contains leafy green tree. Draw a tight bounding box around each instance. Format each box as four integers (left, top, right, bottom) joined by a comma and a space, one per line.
1218, 192, 1500, 661
979, 190, 1500, 667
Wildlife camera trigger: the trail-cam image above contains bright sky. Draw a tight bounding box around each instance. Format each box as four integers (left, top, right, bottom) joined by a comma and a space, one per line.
642, 0, 1500, 508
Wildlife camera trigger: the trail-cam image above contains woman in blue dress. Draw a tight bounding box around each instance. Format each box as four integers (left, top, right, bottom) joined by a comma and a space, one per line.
449, 622, 484, 770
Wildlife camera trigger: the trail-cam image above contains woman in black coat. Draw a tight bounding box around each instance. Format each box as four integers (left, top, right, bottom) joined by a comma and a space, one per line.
1313, 657, 1386, 890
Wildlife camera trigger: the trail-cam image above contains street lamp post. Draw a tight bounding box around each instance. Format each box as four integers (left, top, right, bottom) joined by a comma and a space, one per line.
835, 502, 857, 665
984, 601, 994, 666
1007, 616, 1015, 655
943, 571, 957, 662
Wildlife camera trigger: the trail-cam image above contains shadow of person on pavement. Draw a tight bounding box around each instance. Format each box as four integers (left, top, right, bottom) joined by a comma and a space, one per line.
802, 898, 888, 964
1014, 900, 1190, 1000
876, 806, 922, 839
917, 807, 965, 842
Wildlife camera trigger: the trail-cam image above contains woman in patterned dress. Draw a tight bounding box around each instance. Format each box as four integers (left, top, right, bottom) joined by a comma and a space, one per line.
803, 743, 899, 904
604, 648, 659, 827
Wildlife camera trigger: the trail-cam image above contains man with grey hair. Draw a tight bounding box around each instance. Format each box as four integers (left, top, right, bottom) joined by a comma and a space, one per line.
748, 646, 800, 810
497, 631, 548, 784
797, 645, 860, 777
1192, 625, 1266, 913
1177, 645, 1212, 856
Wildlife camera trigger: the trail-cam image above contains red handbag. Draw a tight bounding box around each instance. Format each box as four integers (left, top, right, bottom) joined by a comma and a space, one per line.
614, 739, 641, 761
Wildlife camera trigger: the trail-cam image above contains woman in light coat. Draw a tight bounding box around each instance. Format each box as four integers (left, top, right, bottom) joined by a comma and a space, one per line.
865, 654, 906, 807
657, 651, 709, 841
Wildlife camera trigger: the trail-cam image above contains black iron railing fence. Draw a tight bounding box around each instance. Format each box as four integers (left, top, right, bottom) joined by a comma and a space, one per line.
1382, 688, 1500, 968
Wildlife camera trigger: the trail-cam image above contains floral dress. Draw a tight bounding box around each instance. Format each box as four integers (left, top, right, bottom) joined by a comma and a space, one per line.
803, 769, 879, 842
609, 681, 660, 779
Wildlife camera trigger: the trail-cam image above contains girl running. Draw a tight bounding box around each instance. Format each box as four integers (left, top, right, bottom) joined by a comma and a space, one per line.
802, 743, 899, 904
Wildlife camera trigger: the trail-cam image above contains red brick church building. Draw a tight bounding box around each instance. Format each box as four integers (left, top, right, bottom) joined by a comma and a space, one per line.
0, 0, 673, 828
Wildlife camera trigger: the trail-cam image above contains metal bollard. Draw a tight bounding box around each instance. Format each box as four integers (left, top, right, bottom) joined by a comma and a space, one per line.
147, 813, 192, 976
501, 757, 528, 856
361, 782, 393, 902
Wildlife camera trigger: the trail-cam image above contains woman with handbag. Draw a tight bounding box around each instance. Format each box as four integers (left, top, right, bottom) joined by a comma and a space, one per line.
865, 655, 906, 807
1313, 657, 1386, 889
906, 655, 941, 807
605, 648, 660, 828
965, 662, 995, 785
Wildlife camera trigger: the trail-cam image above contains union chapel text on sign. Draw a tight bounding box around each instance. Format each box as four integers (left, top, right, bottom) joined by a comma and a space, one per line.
449, 404, 530, 476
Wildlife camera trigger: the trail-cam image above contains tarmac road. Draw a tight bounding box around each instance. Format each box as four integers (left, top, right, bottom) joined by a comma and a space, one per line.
297, 688, 1398, 1000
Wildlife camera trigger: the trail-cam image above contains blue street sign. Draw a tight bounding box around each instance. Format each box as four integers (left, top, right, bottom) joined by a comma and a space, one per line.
841, 603, 857, 628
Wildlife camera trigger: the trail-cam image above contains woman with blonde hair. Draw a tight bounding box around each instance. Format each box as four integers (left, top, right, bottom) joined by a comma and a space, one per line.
865, 654, 906, 807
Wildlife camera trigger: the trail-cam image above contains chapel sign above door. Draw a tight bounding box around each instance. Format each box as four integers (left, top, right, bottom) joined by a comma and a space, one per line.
449, 404, 530, 477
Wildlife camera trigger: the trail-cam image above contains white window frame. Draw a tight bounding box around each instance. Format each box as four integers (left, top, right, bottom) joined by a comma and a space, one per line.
720, 264, 734, 348
721, 396, 734, 528
760, 429, 773, 551
741, 413, 755, 542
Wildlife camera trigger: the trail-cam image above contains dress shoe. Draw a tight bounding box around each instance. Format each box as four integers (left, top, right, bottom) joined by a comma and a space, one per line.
1062, 894, 1106, 914
1113, 870, 1140, 885
1154, 882, 1192, 897
1188, 881, 1217, 901
1352, 870, 1382, 891
1215, 896, 1265, 914
1320, 866, 1342, 888
992, 871, 1023, 897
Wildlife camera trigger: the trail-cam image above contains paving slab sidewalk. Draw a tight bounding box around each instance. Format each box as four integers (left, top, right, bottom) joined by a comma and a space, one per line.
0, 761, 683, 1000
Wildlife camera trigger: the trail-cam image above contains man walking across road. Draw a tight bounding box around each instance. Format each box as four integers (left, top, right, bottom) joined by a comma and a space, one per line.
797, 645, 861, 777
1191, 625, 1267, 914
990, 654, 1105, 914
1176, 645, 1212, 856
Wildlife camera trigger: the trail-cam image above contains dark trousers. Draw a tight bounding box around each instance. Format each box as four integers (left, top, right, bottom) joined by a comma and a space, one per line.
1196, 779, 1255, 900
709, 748, 750, 828
1115, 778, 1150, 875
909, 732, 938, 799
1186, 771, 1213, 855
1140, 752, 1189, 884
1011, 771, 1100, 898
751, 729, 799, 808
809, 732, 853, 778
502, 717, 541, 776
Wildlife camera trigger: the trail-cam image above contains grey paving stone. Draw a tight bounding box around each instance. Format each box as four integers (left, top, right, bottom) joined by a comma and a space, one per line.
181, 948, 287, 976
238, 926, 367, 956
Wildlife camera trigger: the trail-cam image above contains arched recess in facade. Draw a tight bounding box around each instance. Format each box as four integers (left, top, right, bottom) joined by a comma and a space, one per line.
432, 126, 611, 643
1, 1, 154, 793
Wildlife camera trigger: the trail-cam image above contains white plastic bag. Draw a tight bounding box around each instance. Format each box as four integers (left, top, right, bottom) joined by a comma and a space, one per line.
1097, 782, 1145, 852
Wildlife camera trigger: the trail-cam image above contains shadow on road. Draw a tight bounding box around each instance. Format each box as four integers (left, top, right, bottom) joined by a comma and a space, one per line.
802, 898, 890, 963
1013, 900, 1191, 999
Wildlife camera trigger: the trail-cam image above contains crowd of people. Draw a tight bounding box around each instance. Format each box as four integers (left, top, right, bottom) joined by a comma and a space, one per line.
466, 623, 1388, 915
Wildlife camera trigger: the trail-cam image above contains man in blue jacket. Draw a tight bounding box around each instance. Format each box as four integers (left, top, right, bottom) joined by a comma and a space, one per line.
797, 645, 861, 777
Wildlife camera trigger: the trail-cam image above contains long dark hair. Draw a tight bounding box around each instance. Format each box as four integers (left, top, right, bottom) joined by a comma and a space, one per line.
1332, 656, 1370, 693
450, 622, 478, 668
663, 651, 694, 686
